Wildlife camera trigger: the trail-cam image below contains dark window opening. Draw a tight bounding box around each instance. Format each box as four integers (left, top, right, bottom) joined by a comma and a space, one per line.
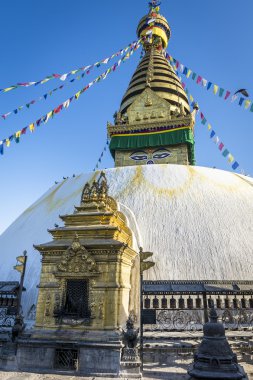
64, 280, 89, 318
54, 348, 78, 370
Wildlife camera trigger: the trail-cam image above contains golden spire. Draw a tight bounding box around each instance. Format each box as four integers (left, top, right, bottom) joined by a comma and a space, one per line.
137, 1, 171, 51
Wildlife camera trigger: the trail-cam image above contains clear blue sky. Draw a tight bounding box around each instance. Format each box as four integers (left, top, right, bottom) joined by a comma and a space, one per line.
1, 0, 253, 234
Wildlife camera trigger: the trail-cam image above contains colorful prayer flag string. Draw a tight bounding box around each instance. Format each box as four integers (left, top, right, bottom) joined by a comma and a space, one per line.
0, 42, 141, 156
183, 83, 240, 171
165, 53, 253, 114
0, 39, 142, 122
167, 61, 248, 174
0, 38, 142, 95
93, 140, 109, 171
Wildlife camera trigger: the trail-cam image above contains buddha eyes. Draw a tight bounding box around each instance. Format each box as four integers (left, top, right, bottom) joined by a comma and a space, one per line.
153, 151, 171, 159
130, 152, 148, 161
130, 149, 172, 161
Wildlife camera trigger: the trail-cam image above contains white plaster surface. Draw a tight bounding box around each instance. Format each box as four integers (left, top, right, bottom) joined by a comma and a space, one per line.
0, 164, 253, 316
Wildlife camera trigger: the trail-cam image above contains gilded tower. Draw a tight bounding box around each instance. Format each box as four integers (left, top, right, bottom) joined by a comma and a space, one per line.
108, 3, 198, 167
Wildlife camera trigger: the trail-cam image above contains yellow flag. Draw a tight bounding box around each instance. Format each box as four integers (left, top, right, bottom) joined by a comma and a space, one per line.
45, 111, 53, 122
6, 139, 10, 147
207, 124, 212, 130
187, 69, 192, 78
228, 154, 234, 163
190, 95, 194, 102
213, 85, 219, 95
13, 264, 23, 273
41, 78, 50, 84
15, 131, 21, 138
29, 123, 35, 132
71, 70, 78, 74
75, 91, 81, 100
245, 100, 251, 109
4, 87, 15, 92
16, 255, 26, 264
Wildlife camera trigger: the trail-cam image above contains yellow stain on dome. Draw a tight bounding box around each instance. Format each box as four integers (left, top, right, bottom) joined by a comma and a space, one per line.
114, 165, 195, 199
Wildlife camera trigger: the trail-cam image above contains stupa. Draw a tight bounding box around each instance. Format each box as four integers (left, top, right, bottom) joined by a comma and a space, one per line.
0, 1, 252, 376
188, 308, 248, 379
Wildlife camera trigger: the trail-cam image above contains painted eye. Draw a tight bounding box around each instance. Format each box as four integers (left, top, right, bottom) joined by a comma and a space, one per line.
130, 152, 148, 161
153, 152, 171, 159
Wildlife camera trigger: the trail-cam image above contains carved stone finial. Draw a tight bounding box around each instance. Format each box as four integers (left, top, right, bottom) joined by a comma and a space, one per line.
81, 172, 109, 204
71, 233, 81, 252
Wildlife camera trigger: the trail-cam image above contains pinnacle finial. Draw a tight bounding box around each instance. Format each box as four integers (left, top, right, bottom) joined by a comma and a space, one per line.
137, 1, 170, 50
148, 1, 161, 14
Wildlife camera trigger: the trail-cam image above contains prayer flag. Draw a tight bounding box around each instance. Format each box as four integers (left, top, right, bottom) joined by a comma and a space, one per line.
202, 79, 207, 87
2, 112, 11, 119
75, 91, 81, 100
4, 86, 17, 92
232, 161, 239, 170
231, 95, 238, 103
210, 130, 215, 139
213, 85, 219, 95
192, 73, 197, 81
245, 100, 251, 109
214, 136, 219, 144
6, 139, 10, 147
239, 98, 244, 106
45, 111, 53, 123
218, 143, 224, 151
186, 69, 192, 78
54, 105, 63, 114
179, 64, 184, 73
63, 100, 70, 108
224, 91, 231, 100
250, 104, 253, 112
29, 123, 35, 132
219, 88, 225, 97
196, 75, 202, 84
60, 73, 68, 81
200, 112, 204, 120
0, 143, 3, 155
41, 78, 50, 84
207, 82, 212, 90
207, 124, 212, 131
228, 153, 234, 163
222, 149, 229, 157
183, 67, 188, 75
201, 118, 207, 125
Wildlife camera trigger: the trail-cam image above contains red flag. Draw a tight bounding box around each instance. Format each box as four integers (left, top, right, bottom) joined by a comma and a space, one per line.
54, 104, 63, 114
197, 75, 202, 84
224, 91, 231, 100
219, 143, 224, 151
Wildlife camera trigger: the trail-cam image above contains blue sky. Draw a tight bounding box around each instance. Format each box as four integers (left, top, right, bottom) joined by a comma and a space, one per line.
1, 0, 253, 234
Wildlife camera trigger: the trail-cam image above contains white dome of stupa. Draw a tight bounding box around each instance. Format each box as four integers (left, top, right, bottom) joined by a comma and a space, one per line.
0, 164, 252, 315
